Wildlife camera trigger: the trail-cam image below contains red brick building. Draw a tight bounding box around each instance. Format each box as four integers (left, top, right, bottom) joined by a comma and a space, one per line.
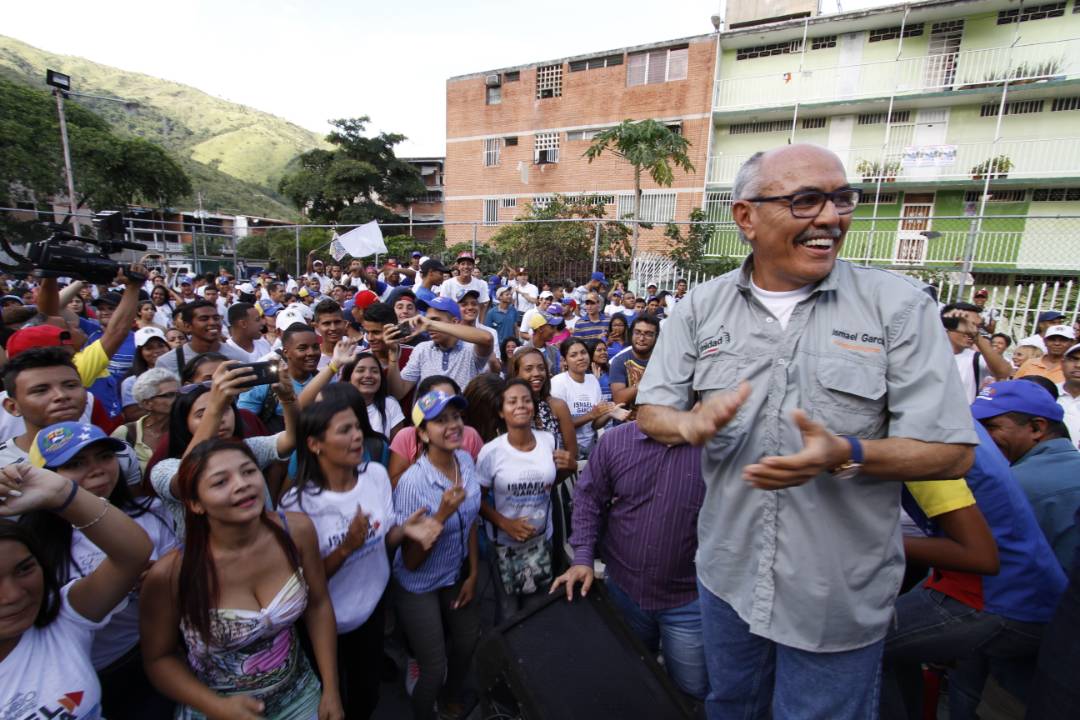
444, 34, 717, 251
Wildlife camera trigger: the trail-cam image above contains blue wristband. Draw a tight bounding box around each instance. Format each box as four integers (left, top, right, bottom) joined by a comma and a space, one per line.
55, 479, 79, 513
842, 435, 864, 464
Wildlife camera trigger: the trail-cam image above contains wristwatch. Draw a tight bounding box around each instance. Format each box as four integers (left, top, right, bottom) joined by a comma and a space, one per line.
830, 435, 864, 480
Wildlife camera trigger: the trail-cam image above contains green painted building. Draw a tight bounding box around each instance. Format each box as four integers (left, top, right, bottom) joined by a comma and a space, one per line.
703, 0, 1080, 274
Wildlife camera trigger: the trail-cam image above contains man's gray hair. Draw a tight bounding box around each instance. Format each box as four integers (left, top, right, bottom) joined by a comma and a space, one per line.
132, 367, 180, 405
732, 151, 767, 245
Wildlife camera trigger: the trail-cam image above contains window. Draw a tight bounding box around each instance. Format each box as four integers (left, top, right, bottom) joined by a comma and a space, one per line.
865, 192, 899, 204
857, 110, 912, 124
931, 19, 965, 33
980, 100, 1044, 116
964, 190, 1027, 203
729, 119, 790, 134
536, 64, 563, 98
997, 2, 1065, 23
801, 117, 826, 129
616, 191, 677, 222
1052, 97, 1080, 112
504, 71, 520, 82
483, 138, 500, 167
418, 191, 443, 204
563, 194, 616, 205
500, 197, 517, 208
532, 195, 554, 209
810, 36, 837, 50
569, 54, 623, 71
627, 46, 688, 85
566, 129, 603, 141
483, 199, 498, 225
1032, 188, 1080, 201
868, 23, 924, 42
704, 191, 733, 222
505, 136, 519, 146
534, 132, 560, 163
486, 85, 501, 105
736, 40, 802, 61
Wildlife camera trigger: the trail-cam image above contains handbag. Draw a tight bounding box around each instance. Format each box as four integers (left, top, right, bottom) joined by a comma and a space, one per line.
495, 535, 553, 596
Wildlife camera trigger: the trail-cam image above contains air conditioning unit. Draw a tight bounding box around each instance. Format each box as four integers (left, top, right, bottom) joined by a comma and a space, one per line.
535, 150, 555, 165
485, 74, 502, 87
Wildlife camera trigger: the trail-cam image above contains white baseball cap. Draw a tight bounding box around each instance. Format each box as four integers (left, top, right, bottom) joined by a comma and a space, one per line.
134, 326, 167, 348
275, 308, 308, 332
1045, 324, 1076, 340
237, 282, 255, 294
1017, 335, 1047, 352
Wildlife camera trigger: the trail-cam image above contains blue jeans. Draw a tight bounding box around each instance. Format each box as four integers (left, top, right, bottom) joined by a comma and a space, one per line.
698, 579, 884, 720
881, 587, 1044, 720
605, 577, 709, 700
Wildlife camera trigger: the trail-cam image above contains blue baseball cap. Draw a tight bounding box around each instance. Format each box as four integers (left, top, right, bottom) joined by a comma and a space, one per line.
425, 296, 461, 321
590, 271, 607, 285
31, 422, 126, 469
411, 390, 468, 427
971, 380, 1064, 422
1038, 311, 1064, 324
259, 299, 283, 317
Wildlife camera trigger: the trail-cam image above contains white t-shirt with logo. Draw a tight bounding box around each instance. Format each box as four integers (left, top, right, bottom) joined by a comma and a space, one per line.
279, 463, 394, 633
68, 500, 178, 669
0, 581, 121, 719
475, 432, 557, 547
439, 277, 490, 305
367, 397, 405, 437
749, 277, 814, 330
549, 372, 603, 457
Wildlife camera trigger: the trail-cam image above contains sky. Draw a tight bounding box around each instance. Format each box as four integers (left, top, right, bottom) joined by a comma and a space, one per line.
6, 0, 888, 157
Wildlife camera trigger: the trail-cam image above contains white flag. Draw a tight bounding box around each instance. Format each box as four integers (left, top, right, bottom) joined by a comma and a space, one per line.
329, 232, 347, 262
336, 221, 387, 259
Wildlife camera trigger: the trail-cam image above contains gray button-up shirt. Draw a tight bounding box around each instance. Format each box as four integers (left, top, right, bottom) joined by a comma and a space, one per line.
637, 258, 977, 652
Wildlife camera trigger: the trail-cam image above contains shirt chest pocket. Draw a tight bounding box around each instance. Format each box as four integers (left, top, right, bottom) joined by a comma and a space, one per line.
812, 358, 889, 438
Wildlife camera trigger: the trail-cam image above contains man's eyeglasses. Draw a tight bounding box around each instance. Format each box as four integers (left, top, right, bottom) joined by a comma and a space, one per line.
632, 330, 658, 339
746, 188, 862, 219
584, 300, 598, 305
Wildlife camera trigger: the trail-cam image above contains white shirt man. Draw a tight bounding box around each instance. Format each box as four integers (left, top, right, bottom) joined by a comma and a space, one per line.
509, 270, 539, 313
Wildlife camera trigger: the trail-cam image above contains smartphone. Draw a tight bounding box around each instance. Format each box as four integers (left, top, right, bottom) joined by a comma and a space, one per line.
396, 322, 414, 339
233, 360, 279, 389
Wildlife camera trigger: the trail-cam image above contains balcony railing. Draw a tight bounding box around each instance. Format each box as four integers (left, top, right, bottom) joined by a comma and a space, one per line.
704, 215, 1080, 271
706, 136, 1080, 185
713, 38, 1080, 111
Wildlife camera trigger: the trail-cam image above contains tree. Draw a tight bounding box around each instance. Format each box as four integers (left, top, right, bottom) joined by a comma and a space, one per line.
583, 119, 695, 270
278, 117, 427, 225
665, 208, 741, 277
0, 78, 190, 217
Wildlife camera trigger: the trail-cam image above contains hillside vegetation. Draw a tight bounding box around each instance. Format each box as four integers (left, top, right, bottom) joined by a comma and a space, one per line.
0, 35, 327, 219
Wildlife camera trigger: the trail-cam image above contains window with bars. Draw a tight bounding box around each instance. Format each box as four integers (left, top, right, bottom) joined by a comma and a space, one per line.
1052, 97, 1080, 112
627, 46, 689, 86
730, 119, 790, 134
483, 138, 501, 167
810, 36, 837, 50
868, 23, 924, 41
505, 136, 519, 146
533, 132, 560, 163
566, 128, 603, 141
563, 194, 616, 206
801, 117, 827, 129
736, 40, 802, 60
417, 191, 443, 204
865, 192, 899, 204
997, 2, 1065, 23
532, 195, 554, 209
1032, 188, 1080, 201
535, 64, 563, 99
704, 191, 733, 222
964, 190, 1027, 203
504, 71, 520, 82
857, 110, 912, 125
483, 199, 498, 225
500, 197, 517, 208
980, 100, 1044, 116
569, 54, 623, 72
486, 85, 501, 105
616, 192, 677, 222
931, 19, 965, 33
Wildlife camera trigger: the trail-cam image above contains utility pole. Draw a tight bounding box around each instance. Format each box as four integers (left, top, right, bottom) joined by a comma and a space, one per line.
45, 70, 79, 235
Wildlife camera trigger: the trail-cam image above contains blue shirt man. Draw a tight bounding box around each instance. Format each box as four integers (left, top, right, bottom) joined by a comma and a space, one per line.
484, 287, 520, 345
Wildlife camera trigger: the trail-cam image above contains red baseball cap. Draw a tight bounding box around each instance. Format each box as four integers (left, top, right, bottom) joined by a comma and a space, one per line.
7, 325, 73, 359
353, 290, 379, 310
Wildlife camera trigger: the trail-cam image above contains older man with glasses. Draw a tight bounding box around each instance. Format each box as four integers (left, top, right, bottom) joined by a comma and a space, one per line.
635, 144, 977, 719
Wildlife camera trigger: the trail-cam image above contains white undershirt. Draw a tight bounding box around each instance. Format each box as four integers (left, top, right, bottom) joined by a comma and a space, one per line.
749, 277, 814, 330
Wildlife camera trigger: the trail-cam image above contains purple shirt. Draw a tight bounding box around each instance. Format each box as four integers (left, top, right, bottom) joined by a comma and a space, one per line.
570, 422, 704, 610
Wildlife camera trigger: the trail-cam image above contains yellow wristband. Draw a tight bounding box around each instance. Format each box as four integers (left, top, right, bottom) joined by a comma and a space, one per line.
328, 362, 339, 374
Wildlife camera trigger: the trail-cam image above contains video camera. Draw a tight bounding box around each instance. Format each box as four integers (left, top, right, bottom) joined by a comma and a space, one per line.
0, 211, 147, 285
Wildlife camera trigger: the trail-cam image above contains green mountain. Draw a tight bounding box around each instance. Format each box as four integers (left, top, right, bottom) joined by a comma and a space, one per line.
0, 34, 329, 219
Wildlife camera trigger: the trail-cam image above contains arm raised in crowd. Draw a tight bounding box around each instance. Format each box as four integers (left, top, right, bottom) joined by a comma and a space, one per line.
98, 265, 145, 359
298, 338, 358, 408
413, 314, 494, 357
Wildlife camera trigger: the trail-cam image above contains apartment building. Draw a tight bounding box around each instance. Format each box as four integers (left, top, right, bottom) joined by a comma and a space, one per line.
705, 0, 1080, 273
393, 157, 445, 241
444, 35, 718, 250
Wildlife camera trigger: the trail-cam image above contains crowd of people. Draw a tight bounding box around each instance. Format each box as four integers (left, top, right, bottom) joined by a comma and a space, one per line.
0, 143, 1077, 720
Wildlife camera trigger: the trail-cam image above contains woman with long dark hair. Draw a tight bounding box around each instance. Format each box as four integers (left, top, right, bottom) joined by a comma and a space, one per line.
281, 397, 442, 718
587, 339, 612, 402
148, 362, 297, 533
509, 347, 577, 461
550, 338, 619, 460
0, 459, 152, 717
499, 337, 520, 377
476, 378, 563, 621
606, 314, 628, 357
136, 300, 164, 331
140, 438, 343, 719
462, 372, 506, 443
20, 421, 177, 718
150, 285, 175, 329
393, 390, 482, 720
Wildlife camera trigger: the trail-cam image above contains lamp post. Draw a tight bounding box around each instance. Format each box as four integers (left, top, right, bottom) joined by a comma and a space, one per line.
45, 70, 80, 235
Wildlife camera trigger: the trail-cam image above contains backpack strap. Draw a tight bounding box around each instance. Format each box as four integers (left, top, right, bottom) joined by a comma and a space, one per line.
972, 351, 983, 398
